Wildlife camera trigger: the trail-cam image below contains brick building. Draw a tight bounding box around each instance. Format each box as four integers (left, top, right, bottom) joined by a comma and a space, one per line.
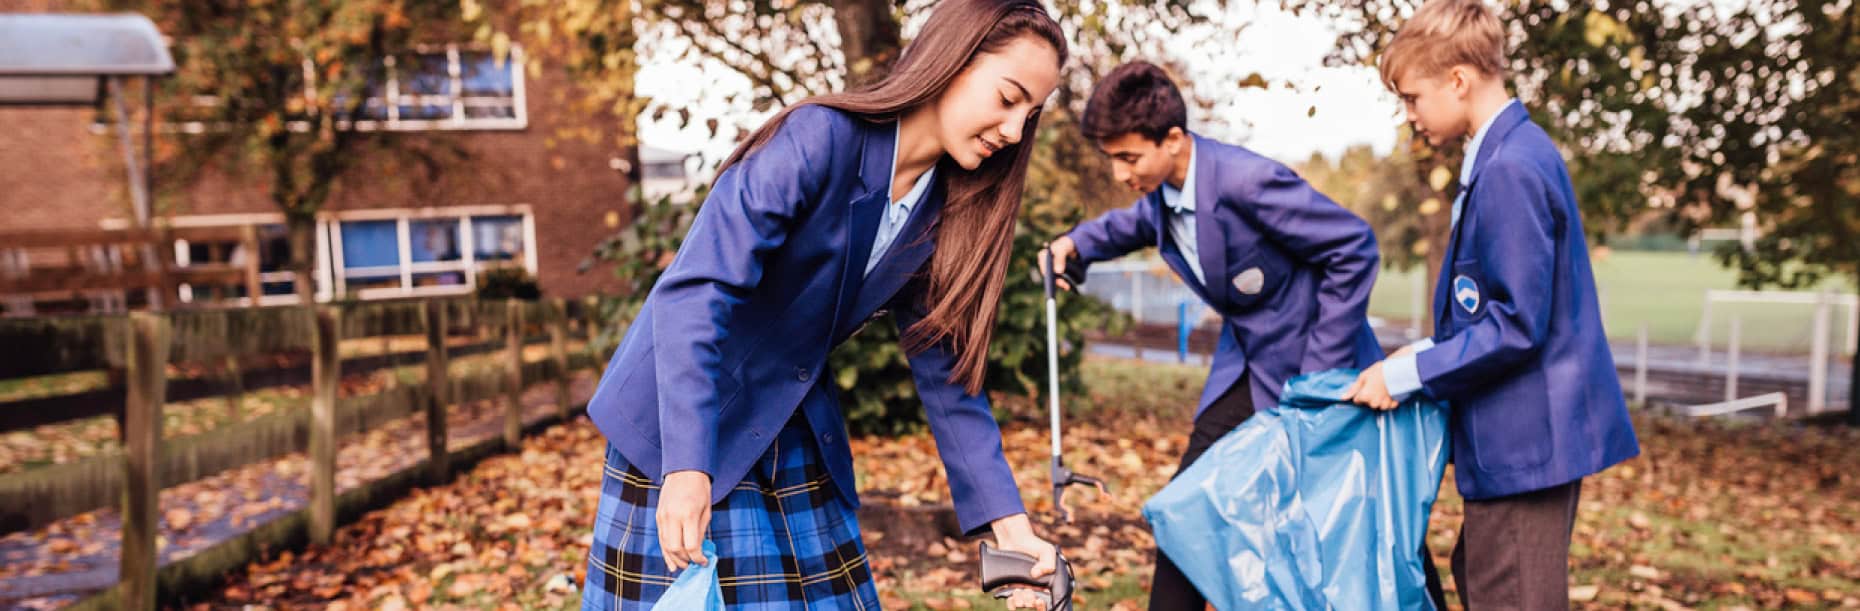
0, 2, 659, 310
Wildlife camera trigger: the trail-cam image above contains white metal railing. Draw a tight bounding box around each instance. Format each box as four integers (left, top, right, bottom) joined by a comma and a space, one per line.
1685, 392, 1788, 419
1695, 289, 1856, 414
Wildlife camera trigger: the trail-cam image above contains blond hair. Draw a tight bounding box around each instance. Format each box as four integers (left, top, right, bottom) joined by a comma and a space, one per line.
1378, 0, 1507, 91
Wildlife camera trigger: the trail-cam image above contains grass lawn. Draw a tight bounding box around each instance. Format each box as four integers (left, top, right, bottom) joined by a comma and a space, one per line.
1368, 250, 1857, 353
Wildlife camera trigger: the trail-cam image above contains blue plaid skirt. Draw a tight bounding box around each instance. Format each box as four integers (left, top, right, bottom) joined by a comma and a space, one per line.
581, 416, 881, 610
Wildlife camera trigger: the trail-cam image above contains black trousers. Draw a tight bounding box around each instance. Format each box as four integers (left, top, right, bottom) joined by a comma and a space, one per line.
1147, 377, 1451, 611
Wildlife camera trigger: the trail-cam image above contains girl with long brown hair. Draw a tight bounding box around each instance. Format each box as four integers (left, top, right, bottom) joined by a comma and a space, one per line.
580, 0, 1068, 607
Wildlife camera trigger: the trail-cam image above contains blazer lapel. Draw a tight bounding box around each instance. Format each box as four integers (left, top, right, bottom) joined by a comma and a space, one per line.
831, 121, 895, 337
1190, 135, 1228, 305
1153, 189, 1216, 306
1433, 104, 1529, 330
849, 179, 946, 324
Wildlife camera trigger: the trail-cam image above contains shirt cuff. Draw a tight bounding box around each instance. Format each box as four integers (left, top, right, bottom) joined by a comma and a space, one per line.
1406, 338, 1436, 353
1383, 352, 1425, 399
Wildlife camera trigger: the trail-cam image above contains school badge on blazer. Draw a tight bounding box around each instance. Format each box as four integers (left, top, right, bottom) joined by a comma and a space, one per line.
1453, 275, 1480, 314
1232, 267, 1265, 295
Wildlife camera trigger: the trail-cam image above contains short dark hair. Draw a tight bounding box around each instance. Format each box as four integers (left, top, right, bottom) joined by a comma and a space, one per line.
1080, 61, 1187, 143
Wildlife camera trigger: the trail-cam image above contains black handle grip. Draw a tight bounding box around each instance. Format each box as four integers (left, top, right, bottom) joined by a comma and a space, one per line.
979, 542, 1042, 591
979, 542, 1074, 610
1041, 249, 1056, 300
1039, 248, 1087, 299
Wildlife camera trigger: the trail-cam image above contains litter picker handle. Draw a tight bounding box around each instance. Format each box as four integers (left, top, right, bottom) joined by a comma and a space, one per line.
979, 542, 1075, 611
1039, 248, 1087, 300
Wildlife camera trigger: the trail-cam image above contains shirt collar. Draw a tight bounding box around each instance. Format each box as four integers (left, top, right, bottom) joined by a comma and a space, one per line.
1162, 136, 1198, 214
1461, 98, 1518, 185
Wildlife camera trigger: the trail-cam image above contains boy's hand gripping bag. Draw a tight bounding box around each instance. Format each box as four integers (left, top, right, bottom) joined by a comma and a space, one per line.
1142, 369, 1450, 610
655, 540, 725, 610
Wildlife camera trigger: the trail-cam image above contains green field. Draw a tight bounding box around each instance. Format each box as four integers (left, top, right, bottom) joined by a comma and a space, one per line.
1366, 250, 1856, 354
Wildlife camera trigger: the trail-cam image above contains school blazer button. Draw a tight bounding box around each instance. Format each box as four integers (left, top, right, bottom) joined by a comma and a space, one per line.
795, 367, 811, 382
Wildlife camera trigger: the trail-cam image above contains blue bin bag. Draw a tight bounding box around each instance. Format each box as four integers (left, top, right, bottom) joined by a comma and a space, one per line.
1142, 369, 1449, 610
655, 540, 725, 610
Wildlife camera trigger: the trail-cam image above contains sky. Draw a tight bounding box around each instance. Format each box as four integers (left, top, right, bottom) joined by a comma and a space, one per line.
632, 1, 1405, 172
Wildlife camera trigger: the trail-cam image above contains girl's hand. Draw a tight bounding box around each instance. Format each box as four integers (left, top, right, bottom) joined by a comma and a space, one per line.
989, 513, 1057, 579
657, 470, 712, 571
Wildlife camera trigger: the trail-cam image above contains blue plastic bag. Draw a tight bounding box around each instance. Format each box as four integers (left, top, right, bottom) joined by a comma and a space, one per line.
1142, 370, 1449, 610
656, 540, 725, 610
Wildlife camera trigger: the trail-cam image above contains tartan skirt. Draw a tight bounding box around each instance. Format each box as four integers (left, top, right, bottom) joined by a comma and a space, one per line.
581, 415, 881, 610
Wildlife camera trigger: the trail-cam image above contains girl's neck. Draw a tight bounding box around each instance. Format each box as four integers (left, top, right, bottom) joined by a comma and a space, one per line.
894, 108, 944, 199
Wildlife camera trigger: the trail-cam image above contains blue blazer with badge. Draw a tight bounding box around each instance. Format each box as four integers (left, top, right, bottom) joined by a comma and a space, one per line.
1414, 103, 1640, 500
583, 105, 1026, 534
1065, 135, 1384, 416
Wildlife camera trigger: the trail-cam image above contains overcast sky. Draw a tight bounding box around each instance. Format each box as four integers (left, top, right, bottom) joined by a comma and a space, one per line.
633, 1, 1404, 170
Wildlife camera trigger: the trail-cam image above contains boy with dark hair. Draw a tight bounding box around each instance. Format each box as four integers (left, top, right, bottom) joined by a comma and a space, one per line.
1044, 60, 1386, 610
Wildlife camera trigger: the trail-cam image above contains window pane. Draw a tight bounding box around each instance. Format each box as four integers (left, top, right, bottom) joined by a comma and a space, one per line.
413, 271, 467, 287
340, 220, 401, 269
459, 51, 517, 119
345, 273, 402, 291
186, 241, 215, 264
398, 53, 453, 120
459, 52, 514, 95
334, 61, 391, 120
471, 215, 524, 261
258, 224, 291, 273
461, 99, 517, 119
410, 219, 462, 262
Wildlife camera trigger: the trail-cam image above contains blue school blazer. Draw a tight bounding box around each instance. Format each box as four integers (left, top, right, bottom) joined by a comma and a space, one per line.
584, 105, 1025, 534
1415, 103, 1640, 500
1066, 135, 1384, 417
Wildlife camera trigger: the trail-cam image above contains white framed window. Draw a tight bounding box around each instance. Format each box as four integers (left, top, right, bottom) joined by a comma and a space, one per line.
326, 205, 537, 300
337, 44, 528, 132
103, 43, 528, 135
103, 204, 536, 304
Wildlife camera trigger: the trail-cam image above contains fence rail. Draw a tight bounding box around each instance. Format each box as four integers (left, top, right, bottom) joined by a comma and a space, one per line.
0, 295, 604, 610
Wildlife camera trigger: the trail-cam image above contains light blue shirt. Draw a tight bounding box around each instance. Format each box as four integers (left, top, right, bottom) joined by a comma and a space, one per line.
1384, 98, 1517, 398
867, 123, 936, 277
1160, 139, 1204, 286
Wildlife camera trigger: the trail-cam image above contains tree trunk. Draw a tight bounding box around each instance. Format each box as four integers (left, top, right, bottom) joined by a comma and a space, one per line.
287, 213, 318, 304
830, 0, 902, 88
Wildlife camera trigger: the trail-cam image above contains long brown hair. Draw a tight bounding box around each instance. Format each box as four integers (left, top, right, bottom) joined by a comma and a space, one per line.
716, 0, 1067, 394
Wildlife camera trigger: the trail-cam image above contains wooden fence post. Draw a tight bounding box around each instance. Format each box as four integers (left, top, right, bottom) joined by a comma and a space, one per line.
505, 299, 523, 448
425, 299, 451, 484
218, 307, 243, 424
582, 295, 601, 347
550, 298, 572, 420
309, 305, 340, 544
121, 311, 170, 611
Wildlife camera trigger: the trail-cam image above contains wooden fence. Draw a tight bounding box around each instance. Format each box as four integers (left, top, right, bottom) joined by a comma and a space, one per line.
0, 296, 603, 609
0, 226, 269, 316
